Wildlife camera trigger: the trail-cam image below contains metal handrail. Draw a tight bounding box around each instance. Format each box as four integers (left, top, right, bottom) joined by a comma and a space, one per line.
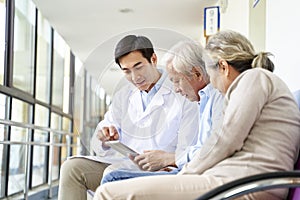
196, 171, 300, 200
0, 118, 77, 136
0, 118, 80, 199
0, 140, 78, 147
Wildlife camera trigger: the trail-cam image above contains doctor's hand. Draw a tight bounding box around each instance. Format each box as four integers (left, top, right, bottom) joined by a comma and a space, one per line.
130, 150, 176, 172
96, 125, 119, 149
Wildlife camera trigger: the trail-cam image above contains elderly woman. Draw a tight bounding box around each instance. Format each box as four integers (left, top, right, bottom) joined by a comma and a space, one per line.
93, 30, 300, 200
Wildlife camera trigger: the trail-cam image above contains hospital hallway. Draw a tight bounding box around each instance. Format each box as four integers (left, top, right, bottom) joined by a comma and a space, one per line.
1, 0, 300, 199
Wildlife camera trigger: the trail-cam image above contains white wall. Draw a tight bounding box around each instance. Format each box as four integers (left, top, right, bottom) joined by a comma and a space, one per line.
266, 0, 300, 92
220, 0, 249, 37
219, 0, 300, 92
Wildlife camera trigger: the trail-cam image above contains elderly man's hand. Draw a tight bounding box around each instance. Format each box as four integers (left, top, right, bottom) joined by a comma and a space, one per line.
130, 150, 176, 171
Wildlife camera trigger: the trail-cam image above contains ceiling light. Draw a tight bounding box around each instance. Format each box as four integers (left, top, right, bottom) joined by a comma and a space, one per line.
119, 8, 133, 13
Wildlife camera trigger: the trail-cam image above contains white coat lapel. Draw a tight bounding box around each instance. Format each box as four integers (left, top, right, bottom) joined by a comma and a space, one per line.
143, 85, 171, 116
128, 89, 144, 122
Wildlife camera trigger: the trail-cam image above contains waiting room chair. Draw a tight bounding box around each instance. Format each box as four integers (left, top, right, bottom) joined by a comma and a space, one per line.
196, 89, 300, 200
293, 89, 300, 108
195, 171, 300, 200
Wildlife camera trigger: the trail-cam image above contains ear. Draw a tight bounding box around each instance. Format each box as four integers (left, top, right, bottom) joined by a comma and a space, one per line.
151, 53, 157, 65
218, 59, 230, 77
191, 67, 202, 79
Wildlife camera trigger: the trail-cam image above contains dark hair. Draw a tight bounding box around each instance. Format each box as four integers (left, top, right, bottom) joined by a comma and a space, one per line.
114, 35, 155, 66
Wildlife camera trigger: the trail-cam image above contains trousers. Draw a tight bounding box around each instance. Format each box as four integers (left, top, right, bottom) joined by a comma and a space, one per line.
94, 174, 283, 200
58, 158, 109, 200
101, 168, 179, 184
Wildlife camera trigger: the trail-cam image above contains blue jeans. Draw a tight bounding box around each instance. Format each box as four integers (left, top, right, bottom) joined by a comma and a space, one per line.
101, 168, 179, 184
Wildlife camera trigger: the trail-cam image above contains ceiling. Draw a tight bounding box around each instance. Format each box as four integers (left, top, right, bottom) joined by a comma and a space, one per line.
32, 0, 218, 97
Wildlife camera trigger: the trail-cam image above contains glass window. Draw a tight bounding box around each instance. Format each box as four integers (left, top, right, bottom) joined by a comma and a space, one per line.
50, 112, 61, 180
99, 87, 106, 119
36, 11, 51, 103
8, 98, 32, 195
52, 31, 70, 109
61, 117, 71, 163
63, 55, 70, 113
91, 79, 101, 123
85, 73, 91, 122
0, 125, 8, 198
0, 93, 8, 197
13, 0, 36, 94
0, 0, 5, 85
32, 104, 49, 187
0, 93, 8, 119
11, 98, 31, 124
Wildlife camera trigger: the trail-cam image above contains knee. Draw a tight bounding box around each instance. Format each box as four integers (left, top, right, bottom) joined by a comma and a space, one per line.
60, 158, 84, 181
101, 171, 115, 185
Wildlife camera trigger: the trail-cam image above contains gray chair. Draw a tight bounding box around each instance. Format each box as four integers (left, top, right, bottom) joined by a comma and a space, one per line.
293, 89, 300, 108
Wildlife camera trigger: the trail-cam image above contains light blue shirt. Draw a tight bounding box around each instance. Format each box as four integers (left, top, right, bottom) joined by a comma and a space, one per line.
176, 83, 224, 169
140, 69, 165, 111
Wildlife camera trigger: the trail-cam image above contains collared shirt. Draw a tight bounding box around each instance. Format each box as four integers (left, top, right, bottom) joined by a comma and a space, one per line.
140, 69, 166, 111
176, 83, 224, 169
91, 68, 199, 165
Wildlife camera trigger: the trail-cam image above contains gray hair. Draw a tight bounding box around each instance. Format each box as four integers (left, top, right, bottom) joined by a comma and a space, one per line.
166, 40, 210, 82
205, 30, 274, 73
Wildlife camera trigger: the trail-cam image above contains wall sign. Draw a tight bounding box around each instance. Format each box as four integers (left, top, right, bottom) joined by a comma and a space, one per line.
204, 6, 220, 37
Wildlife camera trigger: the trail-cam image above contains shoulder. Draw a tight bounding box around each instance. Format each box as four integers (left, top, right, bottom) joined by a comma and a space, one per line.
239, 68, 273, 81
111, 81, 137, 103
230, 68, 276, 91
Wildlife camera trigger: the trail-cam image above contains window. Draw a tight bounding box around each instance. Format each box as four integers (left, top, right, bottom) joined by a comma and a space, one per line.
0, 93, 9, 198
52, 31, 70, 110
0, 93, 7, 119
8, 98, 32, 195
50, 112, 61, 181
61, 117, 71, 164
0, 0, 5, 85
13, 0, 36, 94
32, 104, 49, 187
36, 11, 51, 103
0, 0, 76, 197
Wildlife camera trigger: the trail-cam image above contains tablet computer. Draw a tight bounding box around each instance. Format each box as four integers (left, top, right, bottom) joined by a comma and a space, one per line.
105, 140, 139, 157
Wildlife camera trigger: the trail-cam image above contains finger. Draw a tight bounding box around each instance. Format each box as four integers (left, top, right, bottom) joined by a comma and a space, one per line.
109, 126, 119, 140
102, 127, 110, 138
141, 163, 150, 171
98, 127, 110, 142
128, 154, 136, 161
133, 154, 145, 163
97, 130, 106, 141
137, 157, 149, 167
96, 130, 103, 140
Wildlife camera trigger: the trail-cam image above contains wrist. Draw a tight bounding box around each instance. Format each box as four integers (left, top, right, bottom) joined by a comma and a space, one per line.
102, 142, 110, 150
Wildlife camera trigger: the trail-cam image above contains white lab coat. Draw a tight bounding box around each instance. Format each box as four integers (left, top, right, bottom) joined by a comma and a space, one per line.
90, 71, 199, 165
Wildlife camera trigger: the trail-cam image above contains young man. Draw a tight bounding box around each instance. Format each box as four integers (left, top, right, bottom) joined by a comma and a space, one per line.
58, 35, 199, 200
99, 40, 224, 184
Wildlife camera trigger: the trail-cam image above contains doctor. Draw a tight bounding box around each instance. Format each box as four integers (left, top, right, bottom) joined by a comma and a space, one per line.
58, 35, 199, 200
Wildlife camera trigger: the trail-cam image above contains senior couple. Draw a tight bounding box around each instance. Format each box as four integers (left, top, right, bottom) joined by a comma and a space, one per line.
59, 30, 300, 200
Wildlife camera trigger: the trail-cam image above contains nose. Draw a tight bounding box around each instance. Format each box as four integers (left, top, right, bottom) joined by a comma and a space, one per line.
131, 71, 141, 83
174, 86, 181, 93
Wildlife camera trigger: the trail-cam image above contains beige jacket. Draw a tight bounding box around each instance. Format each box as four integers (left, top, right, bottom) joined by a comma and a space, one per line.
180, 68, 300, 179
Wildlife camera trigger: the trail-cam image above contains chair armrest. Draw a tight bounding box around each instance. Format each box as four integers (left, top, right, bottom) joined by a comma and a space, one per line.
196, 171, 300, 200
